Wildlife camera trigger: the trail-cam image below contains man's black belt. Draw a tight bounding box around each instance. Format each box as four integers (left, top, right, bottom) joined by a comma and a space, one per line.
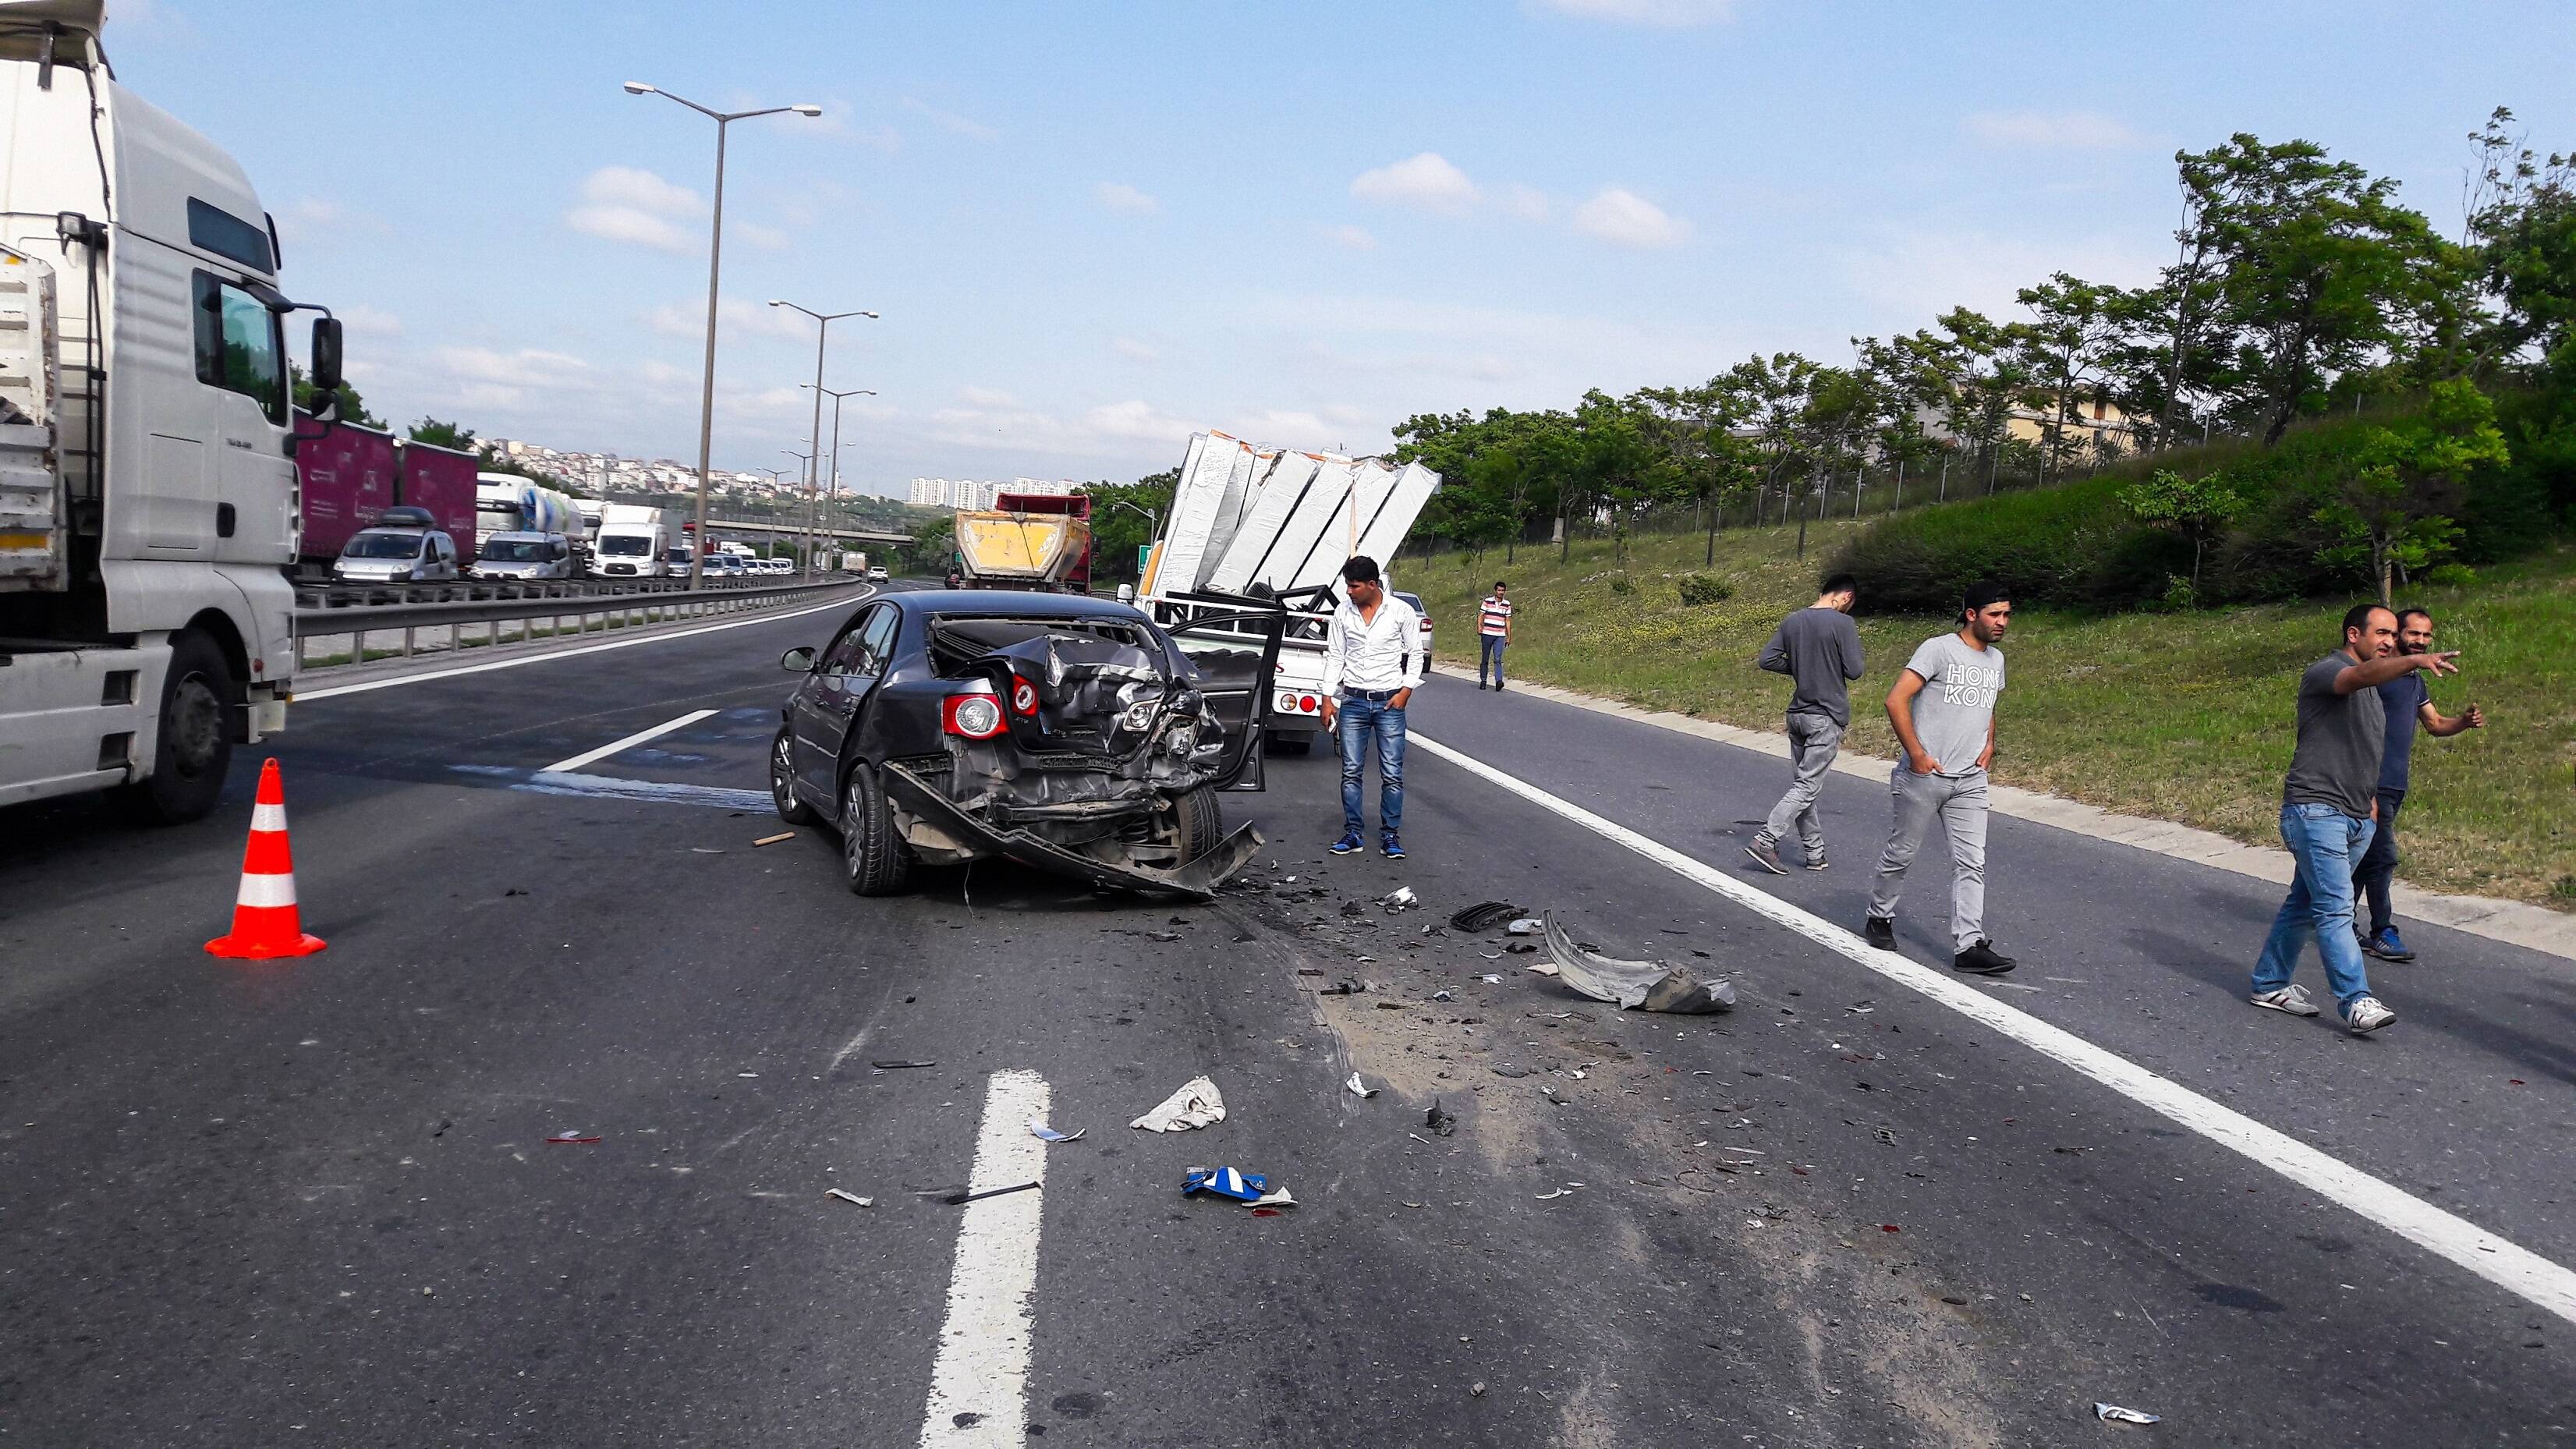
1341, 688, 1401, 702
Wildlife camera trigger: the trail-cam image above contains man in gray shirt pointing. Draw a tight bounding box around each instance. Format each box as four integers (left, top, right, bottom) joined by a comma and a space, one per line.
1863, 580, 2015, 975
1745, 573, 1863, 874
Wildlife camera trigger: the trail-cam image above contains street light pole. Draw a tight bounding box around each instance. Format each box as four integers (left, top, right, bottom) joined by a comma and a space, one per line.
622, 83, 821, 592
779, 450, 813, 566
771, 302, 877, 580
803, 384, 875, 573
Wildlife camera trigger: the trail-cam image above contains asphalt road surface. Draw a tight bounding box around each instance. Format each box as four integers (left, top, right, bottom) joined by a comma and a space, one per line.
4, 590, 2571, 1447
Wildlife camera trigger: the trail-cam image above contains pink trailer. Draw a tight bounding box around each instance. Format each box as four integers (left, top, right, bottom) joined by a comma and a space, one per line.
395, 439, 479, 558
293, 414, 399, 569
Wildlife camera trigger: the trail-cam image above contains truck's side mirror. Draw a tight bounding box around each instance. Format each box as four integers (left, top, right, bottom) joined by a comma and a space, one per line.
310, 317, 344, 394
781, 647, 816, 673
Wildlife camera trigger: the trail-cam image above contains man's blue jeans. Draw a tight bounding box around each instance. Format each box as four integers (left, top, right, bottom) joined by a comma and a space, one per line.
1478, 634, 1507, 686
1336, 694, 1406, 838
2252, 802, 2378, 1008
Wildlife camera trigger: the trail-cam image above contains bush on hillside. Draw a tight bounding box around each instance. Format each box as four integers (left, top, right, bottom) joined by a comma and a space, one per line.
1676, 572, 1732, 606
1829, 397, 2570, 614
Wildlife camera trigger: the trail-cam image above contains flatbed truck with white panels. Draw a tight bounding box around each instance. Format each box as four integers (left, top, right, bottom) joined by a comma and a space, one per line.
0, 2, 344, 821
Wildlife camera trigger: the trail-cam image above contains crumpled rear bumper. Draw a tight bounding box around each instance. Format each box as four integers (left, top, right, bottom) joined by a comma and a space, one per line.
881, 763, 1261, 899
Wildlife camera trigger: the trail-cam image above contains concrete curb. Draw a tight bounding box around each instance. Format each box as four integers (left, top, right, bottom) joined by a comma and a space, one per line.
1430, 661, 2575, 963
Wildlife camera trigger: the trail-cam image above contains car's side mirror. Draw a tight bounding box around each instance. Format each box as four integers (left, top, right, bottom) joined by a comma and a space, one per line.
781, 647, 817, 673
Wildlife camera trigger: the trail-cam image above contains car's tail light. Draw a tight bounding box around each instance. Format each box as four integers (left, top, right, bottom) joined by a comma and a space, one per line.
1009, 675, 1039, 715
1300, 694, 1318, 712
1277, 691, 1296, 711
943, 693, 1006, 739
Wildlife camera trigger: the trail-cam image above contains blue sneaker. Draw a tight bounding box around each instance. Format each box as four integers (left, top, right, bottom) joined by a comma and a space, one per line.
2359, 925, 2416, 962
1330, 831, 1364, 855
1380, 833, 1406, 860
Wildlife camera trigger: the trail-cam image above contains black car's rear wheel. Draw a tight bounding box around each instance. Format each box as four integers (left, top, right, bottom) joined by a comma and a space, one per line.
771, 726, 819, 825
841, 765, 915, 896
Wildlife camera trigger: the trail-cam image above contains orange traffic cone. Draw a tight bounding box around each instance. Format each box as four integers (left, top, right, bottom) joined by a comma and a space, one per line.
205, 758, 327, 959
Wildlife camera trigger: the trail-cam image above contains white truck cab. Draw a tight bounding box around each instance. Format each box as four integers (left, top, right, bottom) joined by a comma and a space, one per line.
0, 3, 331, 820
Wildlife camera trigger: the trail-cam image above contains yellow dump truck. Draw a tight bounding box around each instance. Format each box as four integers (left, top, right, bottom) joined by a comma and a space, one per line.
953, 494, 1094, 591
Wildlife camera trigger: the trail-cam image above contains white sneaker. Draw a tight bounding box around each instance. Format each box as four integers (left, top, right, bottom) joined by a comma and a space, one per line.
2249, 984, 2321, 1017
2340, 995, 2397, 1035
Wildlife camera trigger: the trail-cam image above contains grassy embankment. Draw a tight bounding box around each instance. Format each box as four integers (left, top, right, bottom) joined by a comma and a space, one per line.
1405, 523, 2575, 910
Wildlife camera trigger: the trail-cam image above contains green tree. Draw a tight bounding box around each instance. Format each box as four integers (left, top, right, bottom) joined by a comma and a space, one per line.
2009, 274, 2125, 482
2180, 134, 2450, 445
2314, 379, 2509, 603
288, 364, 381, 427
2118, 467, 2245, 597
1086, 467, 1179, 583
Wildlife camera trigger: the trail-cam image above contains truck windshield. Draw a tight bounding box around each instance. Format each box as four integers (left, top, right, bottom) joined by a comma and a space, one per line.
598, 535, 653, 555
342, 532, 424, 560
480, 538, 551, 562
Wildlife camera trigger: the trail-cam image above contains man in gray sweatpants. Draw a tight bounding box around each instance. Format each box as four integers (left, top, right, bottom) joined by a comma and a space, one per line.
1862, 580, 2017, 976
1745, 573, 1863, 874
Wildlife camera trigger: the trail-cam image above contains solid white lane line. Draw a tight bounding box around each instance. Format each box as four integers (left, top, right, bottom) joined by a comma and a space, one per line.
1408, 729, 2576, 1329
541, 709, 719, 774
919, 1069, 1051, 1447
294, 587, 873, 701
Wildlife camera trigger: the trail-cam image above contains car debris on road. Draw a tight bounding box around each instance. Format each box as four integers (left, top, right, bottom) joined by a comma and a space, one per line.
824, 1188, 875, 1207
1182, 1166, 1296, 1208
1345, 1072, 1377, 1099
1449, 901, 1520, 932
1131, 1075, 1227, 1132
1029, 1120, 1086, 1143
1542, 913, 1735, 1014
2094, 1404, 2161, 1425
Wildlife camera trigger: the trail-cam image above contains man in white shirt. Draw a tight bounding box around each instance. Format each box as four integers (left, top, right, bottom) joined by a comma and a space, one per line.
1320, 555, 1424, 859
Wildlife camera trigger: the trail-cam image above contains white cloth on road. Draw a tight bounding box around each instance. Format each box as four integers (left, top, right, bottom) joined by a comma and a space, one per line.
1130, 1075, 1227, 1132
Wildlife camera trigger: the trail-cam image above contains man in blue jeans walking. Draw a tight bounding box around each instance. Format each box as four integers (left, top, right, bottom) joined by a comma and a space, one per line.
1320, 555, 1424, 859
2250, 602, 2460, 1036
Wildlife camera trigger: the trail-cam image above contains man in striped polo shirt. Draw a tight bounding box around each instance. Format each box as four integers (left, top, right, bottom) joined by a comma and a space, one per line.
1476, 581, 1512, 690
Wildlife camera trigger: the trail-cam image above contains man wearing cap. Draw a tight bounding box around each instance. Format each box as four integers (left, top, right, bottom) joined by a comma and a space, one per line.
1320, 555, 1424, 860
1862, 581, 2016, 975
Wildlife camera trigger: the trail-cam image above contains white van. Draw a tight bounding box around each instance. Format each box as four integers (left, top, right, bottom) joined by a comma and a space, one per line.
473, 530, 578, 581
332, 507, 459, 584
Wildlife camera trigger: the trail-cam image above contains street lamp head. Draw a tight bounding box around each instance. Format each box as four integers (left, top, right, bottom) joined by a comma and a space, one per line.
622, 81, 657, 95
792, 104, 824, 117
859, 310, 880, 319
767, 299, 785, 308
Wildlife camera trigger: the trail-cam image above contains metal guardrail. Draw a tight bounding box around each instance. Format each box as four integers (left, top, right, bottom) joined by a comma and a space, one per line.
292, 578, 867, 670
290, 572, 869, 611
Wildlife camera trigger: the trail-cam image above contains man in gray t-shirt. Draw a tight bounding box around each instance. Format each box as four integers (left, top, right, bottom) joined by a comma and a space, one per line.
2248, 602, 2460, 1036
1863, 582, 2015, 975
1745, 574, 1864, 874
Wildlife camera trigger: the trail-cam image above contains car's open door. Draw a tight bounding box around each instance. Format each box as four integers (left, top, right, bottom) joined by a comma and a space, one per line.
1160, 588, 1287, 793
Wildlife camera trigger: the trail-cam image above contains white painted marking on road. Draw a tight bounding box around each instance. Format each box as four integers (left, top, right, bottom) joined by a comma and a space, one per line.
1408, 729, 2576, 1329
827, 1026, 873, 1075
541, 709, 719, 774
294, 587, 874, 701
512, 771, 774, 812
918, 1068, 1051, 1447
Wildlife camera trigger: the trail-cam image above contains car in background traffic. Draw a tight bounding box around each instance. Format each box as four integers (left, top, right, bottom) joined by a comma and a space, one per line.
473, 531, 579, 581
770, 589, 1287, 898
867, 565, 889, 582
701, 553, 744, 581
1394, 590, 1433, 662
332, 507, 462, 584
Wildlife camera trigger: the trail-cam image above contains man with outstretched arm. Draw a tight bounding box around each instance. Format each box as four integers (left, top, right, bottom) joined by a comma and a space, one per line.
2252, 603, 2460, 1034
1745, 573, 1863, 874
1320, 556, 1424, 861
1862, 581, 2014, 975
2349, 607, 2484, 963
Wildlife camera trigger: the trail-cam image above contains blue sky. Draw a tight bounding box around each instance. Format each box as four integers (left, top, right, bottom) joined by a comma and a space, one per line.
112, 0, 2576, 496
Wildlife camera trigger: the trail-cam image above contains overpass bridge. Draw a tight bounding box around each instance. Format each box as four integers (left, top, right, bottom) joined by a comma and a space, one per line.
693, 515, 912, 547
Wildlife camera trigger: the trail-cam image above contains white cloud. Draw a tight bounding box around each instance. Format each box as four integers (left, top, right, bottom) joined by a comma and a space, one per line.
644, 299, 813, 340
565, 165, 703, 253
1095, 182, 1160, 214
339, 304, 402, 337
1500, 184, 1553, 222
902, 97, 998, 140
1571, 186, 1689, 248
958, 385, 1020, 407
1962, 109, 2142, 151
1834, 226, 2167, 323
1351, 152, 1478, 215
1111, 337, 1160, 363
580, 165, 700, 214
1085, 399, 1193, 441
1530, 0, 1736, 25
640, 361, 688, 385
1327, 225, 1378, 251
735, 221, 792, 252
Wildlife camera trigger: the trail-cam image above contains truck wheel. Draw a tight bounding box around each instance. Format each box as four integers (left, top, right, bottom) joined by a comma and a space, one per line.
1171, 785, 1225, 863
770, 726, 820, 825
840, 764, 915, 896
1267, 731, 1313, 757
119, 629, 236, 825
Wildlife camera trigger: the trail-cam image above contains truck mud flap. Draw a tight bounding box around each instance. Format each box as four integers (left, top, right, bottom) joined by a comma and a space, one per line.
882, 763, 1262, 900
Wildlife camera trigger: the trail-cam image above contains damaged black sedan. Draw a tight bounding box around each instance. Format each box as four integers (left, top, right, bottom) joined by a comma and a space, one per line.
770, 590, 1284, 899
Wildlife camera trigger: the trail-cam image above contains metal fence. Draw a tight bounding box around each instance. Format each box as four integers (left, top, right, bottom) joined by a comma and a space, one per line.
292, 578, 865, 671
